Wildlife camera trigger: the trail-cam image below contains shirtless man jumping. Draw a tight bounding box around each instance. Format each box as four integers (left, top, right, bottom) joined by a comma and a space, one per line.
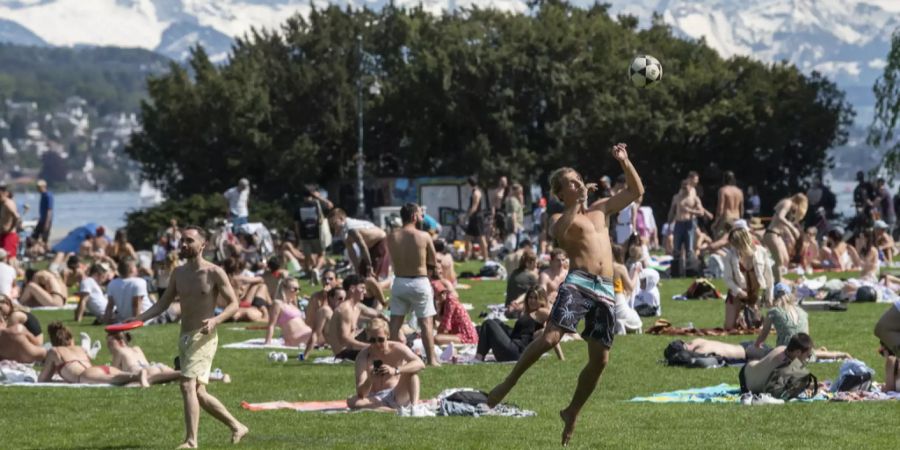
713, 171, 744, 239
134, 227, 248, 448
387, 203, 440, 366
487, 143, 643, 446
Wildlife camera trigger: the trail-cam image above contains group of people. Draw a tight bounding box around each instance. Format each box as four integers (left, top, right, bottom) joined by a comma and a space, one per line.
2, 149, 900, 447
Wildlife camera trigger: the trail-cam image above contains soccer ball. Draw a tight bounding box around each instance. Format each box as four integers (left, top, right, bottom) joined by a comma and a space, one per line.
629, 55, 662, 88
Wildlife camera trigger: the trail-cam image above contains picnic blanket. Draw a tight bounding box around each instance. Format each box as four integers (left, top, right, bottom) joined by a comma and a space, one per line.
629, 384, 829, 403
222, 338, 303, 350
646, 319, 759, 336
241, 399, 350, 412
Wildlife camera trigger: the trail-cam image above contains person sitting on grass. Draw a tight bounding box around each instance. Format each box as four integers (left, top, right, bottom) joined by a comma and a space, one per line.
302, 287, 345, 360
504, 248, 539, 318
0, 313, 46, 363
222, 256, 269, 322
740, 332, 814, 395
755, 284, 851, 360
0, 295, 42, 345
74, 263, 112, 323
348, 318, 425, 411
327, 275, 379, 361
819, 228, 861, 272
875, 301, 900, 392
18, 269, 68, 307
475, 287, 563, 362
264, 277, 313, 347
108, 228, 138, 264
38, 321, 148, 386
874, 220, 895, 266
431, 264, 478, 345
107, 331, 230, 384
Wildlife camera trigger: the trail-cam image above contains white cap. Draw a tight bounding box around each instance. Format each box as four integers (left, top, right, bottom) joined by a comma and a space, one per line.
732, 219, 749, 231
874, 220, 890, 230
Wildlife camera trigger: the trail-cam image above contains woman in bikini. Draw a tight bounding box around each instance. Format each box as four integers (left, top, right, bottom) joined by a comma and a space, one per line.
762, 193, 807, 283
18, 269, 68, 307
264, 278, 314, 347
222, 256, 270, 322
108, 229, 138, 263
38, 321, 148, 386
107, 331, 230, 384
820, 228, 861, 271
0, 295, 42, 345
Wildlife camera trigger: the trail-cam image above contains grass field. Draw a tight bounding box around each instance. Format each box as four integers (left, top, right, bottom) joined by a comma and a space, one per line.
3, 262, 897, 449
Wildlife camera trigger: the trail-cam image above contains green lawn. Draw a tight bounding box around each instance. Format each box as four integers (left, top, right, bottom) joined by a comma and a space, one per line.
3, 267, 897, 449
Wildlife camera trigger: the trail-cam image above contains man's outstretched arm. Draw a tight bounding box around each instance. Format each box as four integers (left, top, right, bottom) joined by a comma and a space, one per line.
592, 143, 644, 215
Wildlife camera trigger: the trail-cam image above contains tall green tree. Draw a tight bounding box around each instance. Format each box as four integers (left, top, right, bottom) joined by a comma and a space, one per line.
870, 29, 900, 174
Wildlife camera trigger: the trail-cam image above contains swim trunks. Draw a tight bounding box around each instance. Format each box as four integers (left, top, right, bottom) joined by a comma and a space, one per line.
372, 388, 400, 409
549, 269, 617, 348
390, 276, 435, 318
179, 329, 218, 384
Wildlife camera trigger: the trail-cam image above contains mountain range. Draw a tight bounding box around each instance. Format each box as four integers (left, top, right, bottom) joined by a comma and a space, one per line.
0, 0, 897, 122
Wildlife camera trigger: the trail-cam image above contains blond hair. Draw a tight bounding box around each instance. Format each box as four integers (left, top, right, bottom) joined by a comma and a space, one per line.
728, 228, 754, 256
772, 291, 800, 323
790, 193, 808, 222
0, 295, 29, 317
366, 317, 389, 334
549, 167, 580, 201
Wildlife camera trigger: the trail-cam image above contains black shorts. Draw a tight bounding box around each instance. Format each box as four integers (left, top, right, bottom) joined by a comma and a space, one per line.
466, 214, 485, 237
334, 348, 360, 361
549, 283, 616, 348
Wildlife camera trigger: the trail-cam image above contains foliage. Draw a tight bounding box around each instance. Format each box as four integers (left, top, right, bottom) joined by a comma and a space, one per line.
124, 193, 292, 249
870, 30, 900, 177
0, 44, 169, 114
127, 1, 853, 217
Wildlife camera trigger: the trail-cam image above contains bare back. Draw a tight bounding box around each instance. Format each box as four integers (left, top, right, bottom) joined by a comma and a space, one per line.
0, 198, 16, 232
387, 226, 434, 277
552, 210, 613, 278
719, 186, 744, 220
171, 260, 227, 333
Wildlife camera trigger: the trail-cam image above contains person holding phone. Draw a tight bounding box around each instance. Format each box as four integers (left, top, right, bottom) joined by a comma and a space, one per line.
348, 318, 425, 411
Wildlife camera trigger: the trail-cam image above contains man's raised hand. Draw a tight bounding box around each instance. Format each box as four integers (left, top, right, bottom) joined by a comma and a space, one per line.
611, 143, 628, 162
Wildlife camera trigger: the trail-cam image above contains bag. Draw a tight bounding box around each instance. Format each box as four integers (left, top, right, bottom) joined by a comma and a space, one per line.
684, 278, 721, 299
317, 201, 332, 250
764, 358, 818, 400
445, 390, 489, 406
635, 304, 658, 317
855, 286, 878, 302
833, 373, 872, 392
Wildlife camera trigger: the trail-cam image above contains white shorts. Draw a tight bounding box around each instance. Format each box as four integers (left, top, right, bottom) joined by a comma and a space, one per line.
390, 277, 435, 318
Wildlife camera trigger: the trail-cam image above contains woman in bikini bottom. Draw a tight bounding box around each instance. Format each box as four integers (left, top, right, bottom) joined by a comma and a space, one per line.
38, 321, 147, 386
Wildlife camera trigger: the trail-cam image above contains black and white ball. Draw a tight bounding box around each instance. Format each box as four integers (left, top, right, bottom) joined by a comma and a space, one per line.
629, 55, 662, 88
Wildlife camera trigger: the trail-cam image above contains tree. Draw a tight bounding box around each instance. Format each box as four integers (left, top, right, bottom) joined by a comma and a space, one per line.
870, 29, 900, 175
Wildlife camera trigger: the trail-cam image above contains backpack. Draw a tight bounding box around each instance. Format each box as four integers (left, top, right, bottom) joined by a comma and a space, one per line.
635, 304, 659, 317
663, 340, 722, 368
445, 390, 489, 406
833, 373, 872, 392
764, 358, 818, 400
855, 286, 878, 302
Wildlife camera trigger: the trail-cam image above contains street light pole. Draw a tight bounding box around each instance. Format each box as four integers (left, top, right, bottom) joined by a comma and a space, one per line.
356, 34, 365, 218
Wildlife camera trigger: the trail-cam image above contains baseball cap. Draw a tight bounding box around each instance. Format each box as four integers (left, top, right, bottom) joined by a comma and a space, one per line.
773, 282, 791, 298
732, 219, 749, 231
874, 220, 890, 230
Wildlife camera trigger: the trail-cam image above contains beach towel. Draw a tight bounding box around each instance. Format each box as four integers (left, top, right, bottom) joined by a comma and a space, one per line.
312, 356, 353, 364
222, 338, 303, 350
629, 384, 829, 403
646, 319, 759, 336
241, 399, 350, 412
29, 304, 77, 311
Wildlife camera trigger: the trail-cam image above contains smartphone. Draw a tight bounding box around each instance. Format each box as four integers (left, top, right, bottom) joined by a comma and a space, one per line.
373, 360, 383, 370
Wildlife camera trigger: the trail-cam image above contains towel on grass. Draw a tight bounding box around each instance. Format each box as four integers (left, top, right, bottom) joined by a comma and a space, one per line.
629, 384, 830, 403
222, 338, 303, 350
29, 304, 77, 311
241, 399, 350, 412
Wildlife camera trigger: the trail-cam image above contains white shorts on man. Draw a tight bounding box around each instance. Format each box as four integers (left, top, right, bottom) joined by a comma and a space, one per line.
390, 277, 435, 318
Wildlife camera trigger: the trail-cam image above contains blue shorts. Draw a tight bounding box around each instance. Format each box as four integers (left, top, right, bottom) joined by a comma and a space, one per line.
549, 269, 616, 348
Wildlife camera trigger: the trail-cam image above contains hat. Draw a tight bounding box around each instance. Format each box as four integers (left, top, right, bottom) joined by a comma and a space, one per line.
749, 217, 765, 230
874, 220, 890, 230
238, 178, 250, 187
773, 282, 791, 298
732, 219, 749, 231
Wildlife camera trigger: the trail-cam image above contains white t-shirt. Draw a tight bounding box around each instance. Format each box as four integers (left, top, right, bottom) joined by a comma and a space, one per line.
78, 277, 108, 318
0, 262, 15, 296
224, 187, 249, 217
107, 277, 154, 322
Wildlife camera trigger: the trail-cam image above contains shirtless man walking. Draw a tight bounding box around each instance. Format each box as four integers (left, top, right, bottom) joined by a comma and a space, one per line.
387, 203, 440, 366
713, 171, 744, 239
134, 227, 248, 448
486, 143, 644, 446
667, 180, 712, 277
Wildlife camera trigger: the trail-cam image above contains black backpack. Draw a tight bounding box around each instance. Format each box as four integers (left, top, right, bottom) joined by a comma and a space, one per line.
764, 359, 818, 400
833, 372, 873, 392
855, 286, 878, 302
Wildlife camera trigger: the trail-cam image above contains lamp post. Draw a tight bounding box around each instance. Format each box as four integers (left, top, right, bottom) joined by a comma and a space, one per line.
356, 34, 365, 217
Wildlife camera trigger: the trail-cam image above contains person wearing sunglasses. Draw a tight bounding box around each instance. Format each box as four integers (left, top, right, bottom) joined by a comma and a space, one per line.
348, 318, 424, 411
264, 278, 313, 348
306, 269, 340, 344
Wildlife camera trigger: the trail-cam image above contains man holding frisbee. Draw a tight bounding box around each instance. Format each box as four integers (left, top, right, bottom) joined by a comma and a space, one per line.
133, 226, 248, 448
486, 143, 643, 446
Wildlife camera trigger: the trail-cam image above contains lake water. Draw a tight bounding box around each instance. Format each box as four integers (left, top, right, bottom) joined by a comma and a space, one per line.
15, 191, 146, 243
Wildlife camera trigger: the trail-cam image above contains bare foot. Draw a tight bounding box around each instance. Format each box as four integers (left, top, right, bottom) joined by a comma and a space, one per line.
139, 369, 150, 388
486, 380, 513, 408
176, 442, 197, 449
232, 424, 249, 444
560, 409, 577, 446
427, 359, 442, 368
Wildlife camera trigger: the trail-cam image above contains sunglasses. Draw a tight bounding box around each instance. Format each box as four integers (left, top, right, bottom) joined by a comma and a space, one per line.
368, 337, 386, 343
286, 286, 300, 292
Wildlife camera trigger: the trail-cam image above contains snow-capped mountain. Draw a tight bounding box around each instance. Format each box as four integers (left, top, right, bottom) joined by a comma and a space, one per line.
0, 0, 896, 120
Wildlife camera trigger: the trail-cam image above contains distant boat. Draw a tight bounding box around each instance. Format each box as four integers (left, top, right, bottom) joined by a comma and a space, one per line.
139, 181, 164, 207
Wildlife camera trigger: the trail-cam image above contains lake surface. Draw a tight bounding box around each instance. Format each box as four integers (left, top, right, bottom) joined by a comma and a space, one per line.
15, 191, 146, 243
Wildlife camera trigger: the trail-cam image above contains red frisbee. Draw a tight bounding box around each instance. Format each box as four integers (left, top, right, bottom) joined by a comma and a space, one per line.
105, 321, 144, 332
